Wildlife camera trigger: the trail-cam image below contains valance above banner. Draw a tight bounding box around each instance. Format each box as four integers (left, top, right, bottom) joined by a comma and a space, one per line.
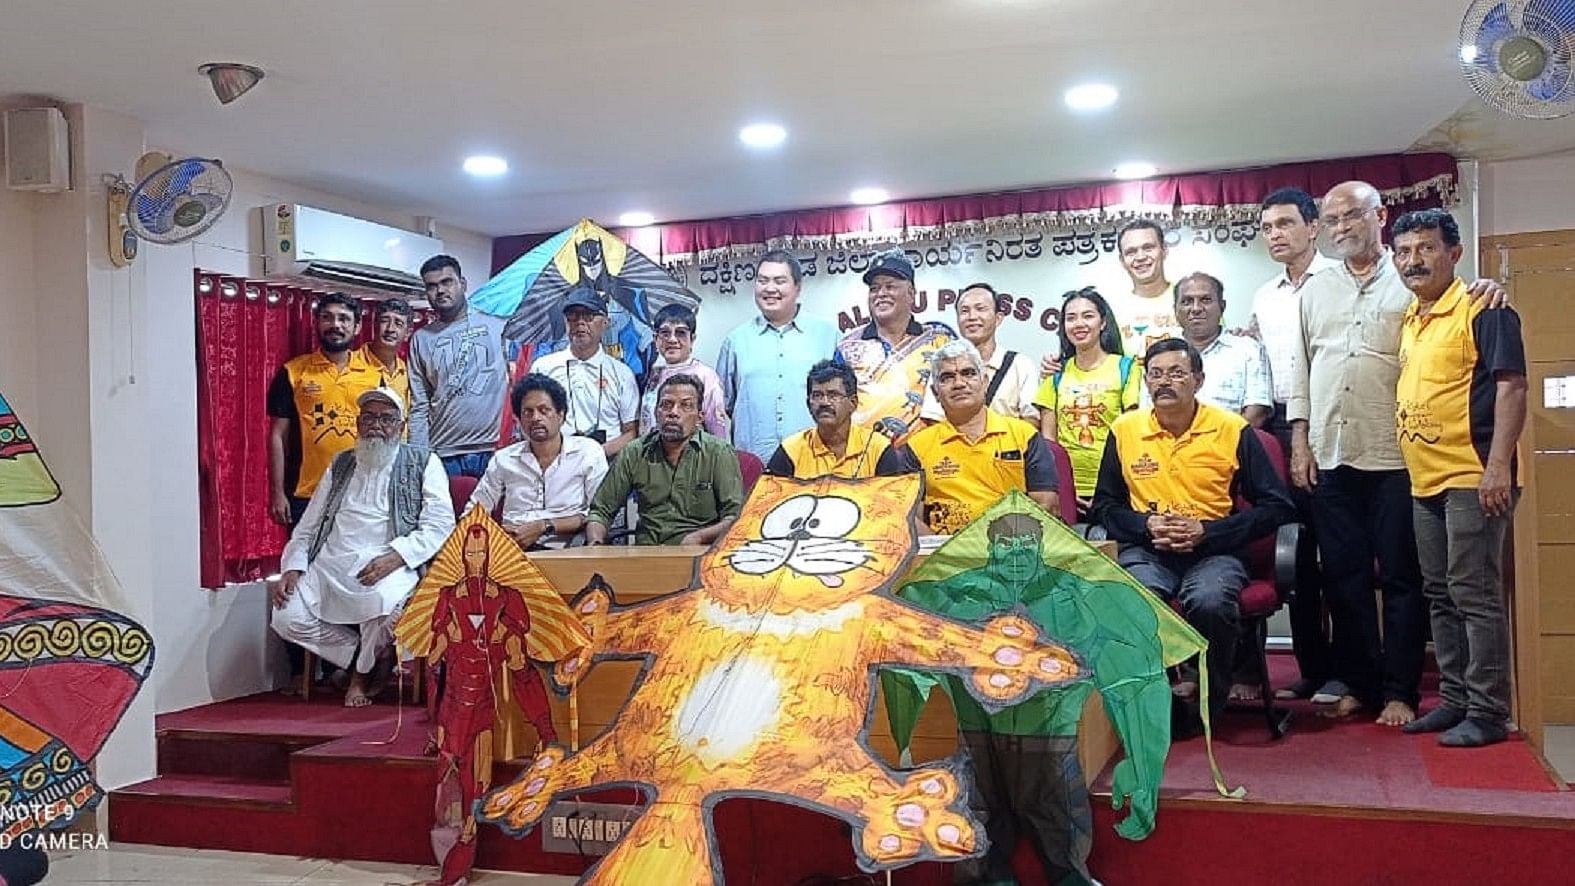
593, 152, 1458, 268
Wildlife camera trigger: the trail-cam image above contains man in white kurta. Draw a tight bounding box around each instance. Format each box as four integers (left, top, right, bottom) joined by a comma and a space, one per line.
270, 386, 455, 706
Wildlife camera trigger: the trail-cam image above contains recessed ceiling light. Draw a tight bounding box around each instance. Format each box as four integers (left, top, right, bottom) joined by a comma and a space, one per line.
739, 122, 788, 149
462, 155, 508, 177
1064, 83, 1119, 112
1113, 162, 1157, 180
850, 187, 889, 205
618, 211, 655, 227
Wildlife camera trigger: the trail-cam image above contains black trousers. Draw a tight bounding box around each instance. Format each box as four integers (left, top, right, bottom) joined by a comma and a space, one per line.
1268, 403, 1331, 686
1311, 465, 1425, 708
954, 731, 1093, 886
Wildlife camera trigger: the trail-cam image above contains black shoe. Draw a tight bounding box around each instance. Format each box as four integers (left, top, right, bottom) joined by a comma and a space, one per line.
1402, 705, 1465, 734
1274, 677, 1322, 700
1438, 717, 1509, 747
1170, 696, 1205, 740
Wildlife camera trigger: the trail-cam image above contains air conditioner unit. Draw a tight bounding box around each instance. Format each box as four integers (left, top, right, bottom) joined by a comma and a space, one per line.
261, 203, 443, 295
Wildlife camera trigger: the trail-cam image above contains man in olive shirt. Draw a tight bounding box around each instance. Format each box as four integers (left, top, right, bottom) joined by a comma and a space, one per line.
586, 373, 744, 546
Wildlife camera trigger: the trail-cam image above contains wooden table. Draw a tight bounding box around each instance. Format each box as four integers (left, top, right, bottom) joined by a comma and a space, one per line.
494, 542, 1120, 785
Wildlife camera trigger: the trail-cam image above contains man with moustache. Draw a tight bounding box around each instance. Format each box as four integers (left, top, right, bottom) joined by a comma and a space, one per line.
836, 249, 956, 434
268, 292, 382, 528
920, 282, 1039, 422
1246, 188, 1340, 703
1287, 181, 1506, 726
408, 255, 514, 478
586, 374, 743, 547
906, 340, 1058, 535
717, 250, 840, 460
1092, 338, 1294, 720
1390, 209, 1526, 747
270, 387, 454, 707
530, 290, 640, 458
468, 374, 609, 551
361, 298, 414, 409
1174, 273, 1273, 426
766, 360, 919, 480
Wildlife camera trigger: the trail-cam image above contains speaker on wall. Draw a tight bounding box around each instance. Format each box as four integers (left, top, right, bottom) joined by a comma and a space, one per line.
3, 107, 71, 192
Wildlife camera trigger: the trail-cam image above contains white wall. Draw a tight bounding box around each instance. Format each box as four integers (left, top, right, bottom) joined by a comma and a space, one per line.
1480, 151, 1575, 236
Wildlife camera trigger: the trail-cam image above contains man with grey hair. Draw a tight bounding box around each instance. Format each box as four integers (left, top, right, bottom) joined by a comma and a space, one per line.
270, 386, 455, 707
1287, 181, 1506, 727
905, 339, 1059, 534
836, 249, 956, 434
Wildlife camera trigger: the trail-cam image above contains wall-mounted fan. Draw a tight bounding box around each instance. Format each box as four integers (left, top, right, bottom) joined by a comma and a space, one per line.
1460, 0, 1575, 119
105, 152, 234, 267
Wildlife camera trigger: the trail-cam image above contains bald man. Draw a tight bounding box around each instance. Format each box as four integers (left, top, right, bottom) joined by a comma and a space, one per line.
1285, 181, 1506, 728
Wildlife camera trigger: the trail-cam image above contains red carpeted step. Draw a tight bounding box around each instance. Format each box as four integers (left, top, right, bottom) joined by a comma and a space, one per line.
113, 773, 294, 807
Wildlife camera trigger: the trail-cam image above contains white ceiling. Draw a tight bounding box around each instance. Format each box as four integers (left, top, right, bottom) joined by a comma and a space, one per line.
2, 0, 1572, 237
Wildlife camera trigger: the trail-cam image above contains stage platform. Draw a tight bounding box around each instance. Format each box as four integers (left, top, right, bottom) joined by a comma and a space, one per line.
111, 655, 1575, 886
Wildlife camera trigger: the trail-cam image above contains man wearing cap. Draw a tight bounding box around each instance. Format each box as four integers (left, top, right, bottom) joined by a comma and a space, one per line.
269, 387, 455, 707
529, 290, 641, 458
836, 249, 956, 434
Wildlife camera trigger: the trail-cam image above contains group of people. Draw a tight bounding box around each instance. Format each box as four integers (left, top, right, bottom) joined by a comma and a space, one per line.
261, 181, 1526, 761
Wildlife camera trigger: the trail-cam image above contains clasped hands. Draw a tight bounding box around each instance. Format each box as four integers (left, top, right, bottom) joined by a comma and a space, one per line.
1145, 510, 1205, 553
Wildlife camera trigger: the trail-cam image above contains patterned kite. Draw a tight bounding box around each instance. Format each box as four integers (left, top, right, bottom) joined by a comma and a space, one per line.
479, 474, 1088, 885
393, 507, 592, 886
0, 386, 155, 843
470, 218, 701, 384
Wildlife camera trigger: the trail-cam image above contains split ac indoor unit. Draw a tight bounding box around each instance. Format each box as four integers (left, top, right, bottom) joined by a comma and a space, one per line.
261, 203, 442, 295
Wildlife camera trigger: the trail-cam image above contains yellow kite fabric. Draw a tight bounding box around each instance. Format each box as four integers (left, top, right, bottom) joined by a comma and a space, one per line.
480, 474, 1089, 885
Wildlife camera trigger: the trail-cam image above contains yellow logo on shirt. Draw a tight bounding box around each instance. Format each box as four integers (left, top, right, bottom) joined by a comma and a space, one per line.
1130, 453, 1160, 478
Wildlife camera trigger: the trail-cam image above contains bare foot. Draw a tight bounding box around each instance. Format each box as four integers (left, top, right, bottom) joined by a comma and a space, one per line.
1228, 683, 1262, 703
344, 675, 374, 708
1376, 700, 1415, 727
1320, 694, 1364, 719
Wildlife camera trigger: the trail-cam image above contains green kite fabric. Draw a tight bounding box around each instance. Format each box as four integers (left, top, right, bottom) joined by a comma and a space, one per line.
882, 491, 1233, 862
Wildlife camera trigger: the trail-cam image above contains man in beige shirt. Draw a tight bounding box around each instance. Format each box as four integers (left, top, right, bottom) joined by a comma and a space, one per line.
1287, 181, 1505, 727
920, 283, 1039, 423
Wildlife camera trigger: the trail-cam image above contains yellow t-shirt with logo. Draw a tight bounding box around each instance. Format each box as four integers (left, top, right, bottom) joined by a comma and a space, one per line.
1397, 279, 1526, 497
276, 350, 382, 496
1107, 402, 1247, 520
1033, 354, 1141, 497
906, 409, 1057, 534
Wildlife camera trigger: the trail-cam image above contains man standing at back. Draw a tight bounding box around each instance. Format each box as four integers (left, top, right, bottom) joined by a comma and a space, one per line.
920, 282, 1039, 423
717, 250, 840, 460
361, 297, 414, 410
836, 249, 955, 434
408, 255, 513, 478
1108, 220, 1182, 357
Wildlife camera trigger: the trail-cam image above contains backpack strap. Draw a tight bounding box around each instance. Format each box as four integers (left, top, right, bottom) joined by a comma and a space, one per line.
984, 351, 1017, 405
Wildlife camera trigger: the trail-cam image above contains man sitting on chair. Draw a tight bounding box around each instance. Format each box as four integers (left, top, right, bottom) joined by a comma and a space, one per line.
1091, 339, 1294, 722
270, 386, 455, 706
766, 360, 918, 480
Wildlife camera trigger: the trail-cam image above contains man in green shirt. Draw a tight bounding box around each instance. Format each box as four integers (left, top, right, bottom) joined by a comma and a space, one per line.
586, 373, 743, 546
886, 497, 1202, 885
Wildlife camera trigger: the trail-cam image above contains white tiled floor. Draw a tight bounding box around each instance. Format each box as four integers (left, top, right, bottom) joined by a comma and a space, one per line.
1544, 724, 1575, 785
45, 844, 578, 885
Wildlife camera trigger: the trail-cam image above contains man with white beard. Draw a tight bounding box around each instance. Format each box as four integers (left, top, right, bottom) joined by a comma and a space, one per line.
270, 386, 455, 706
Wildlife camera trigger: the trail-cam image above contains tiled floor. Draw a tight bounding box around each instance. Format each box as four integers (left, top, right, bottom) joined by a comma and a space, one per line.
1544, 724, 1575, 785
45, 844, 578, 885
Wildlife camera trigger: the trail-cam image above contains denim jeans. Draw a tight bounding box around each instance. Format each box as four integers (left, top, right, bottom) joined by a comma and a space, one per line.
440, 451, 493, 479
1413, 488, 1515, 724
1118, 545, 1248, 711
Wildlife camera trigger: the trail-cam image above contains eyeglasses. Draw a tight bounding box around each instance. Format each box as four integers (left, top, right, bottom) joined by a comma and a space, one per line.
808, 390, 851, 403
1145, 368, 1195, 383
1319, 206, 1377, 229
357, 412, 402, 427
656, 327, 692, 341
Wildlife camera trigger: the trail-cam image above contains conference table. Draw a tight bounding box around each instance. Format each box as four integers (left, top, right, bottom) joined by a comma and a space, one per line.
494, 542, 1121, 786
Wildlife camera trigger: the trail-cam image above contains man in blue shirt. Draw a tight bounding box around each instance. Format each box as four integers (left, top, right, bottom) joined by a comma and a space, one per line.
716, 250, 840, 460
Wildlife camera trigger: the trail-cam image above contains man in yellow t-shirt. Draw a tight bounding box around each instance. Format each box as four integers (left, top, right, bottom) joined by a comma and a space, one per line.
360, 297, 413, 409
267, 293, 382, 528
1391, 210, 1527, 748
907, 340, 1058, 534
765, 361, 919, 480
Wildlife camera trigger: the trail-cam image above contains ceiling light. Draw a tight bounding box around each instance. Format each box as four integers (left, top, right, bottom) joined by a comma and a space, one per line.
198, 63, 265, 105
1460, 44, 1480, 64
850, 187, 889, 205
1064, 83, 1119, 112
462, 155, 508, 177
739, 122, 788, 149
618, 211, 655, 227
1113, 162, 1157, 180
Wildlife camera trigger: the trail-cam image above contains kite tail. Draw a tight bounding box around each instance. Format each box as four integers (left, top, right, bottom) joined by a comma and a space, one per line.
584, 796, 716, 886
1195, 665, 1246, 800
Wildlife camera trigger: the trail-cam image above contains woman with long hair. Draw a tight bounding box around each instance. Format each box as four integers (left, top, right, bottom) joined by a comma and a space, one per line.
1033, 287, 1141, 517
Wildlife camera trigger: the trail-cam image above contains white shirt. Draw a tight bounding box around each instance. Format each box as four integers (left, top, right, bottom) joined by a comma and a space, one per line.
280, 451, 454, 625
1286, 250, 1411, 472
1196, 332, 1274, 415
468, 434, 609, 540
1106, 287, 1181, 358
1251, 252, 1338, 403
530, 346, 639, 439
919, 344, 1041, 422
